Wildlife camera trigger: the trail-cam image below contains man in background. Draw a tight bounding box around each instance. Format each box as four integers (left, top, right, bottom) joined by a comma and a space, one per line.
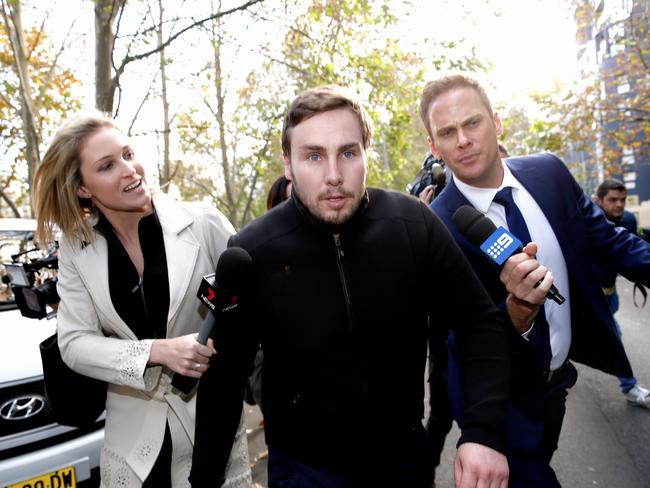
594, 178, 638, 234
594, 178, 650, 408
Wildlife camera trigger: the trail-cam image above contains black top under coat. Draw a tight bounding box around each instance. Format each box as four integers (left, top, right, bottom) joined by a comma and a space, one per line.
95, 210, 170, 340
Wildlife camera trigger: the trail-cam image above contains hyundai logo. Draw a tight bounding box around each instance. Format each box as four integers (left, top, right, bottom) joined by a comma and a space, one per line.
0, 395, 46, 420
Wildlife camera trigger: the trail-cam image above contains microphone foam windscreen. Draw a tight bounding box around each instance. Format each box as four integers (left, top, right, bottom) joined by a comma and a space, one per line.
215, 246, 252, 292
452, 205, 497, 247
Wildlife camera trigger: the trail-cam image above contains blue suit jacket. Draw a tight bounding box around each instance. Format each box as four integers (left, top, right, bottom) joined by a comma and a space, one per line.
431, 153, 650, 450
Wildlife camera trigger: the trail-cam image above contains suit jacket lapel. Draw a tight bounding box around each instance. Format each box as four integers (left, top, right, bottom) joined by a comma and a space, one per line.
506, 158, 573, 259
438, 178, 486, 261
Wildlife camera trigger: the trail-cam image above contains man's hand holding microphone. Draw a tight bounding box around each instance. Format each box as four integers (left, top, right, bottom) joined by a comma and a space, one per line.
453, 205, 564, 333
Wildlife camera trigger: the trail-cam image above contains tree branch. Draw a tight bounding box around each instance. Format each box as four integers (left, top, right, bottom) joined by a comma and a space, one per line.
26, 9, 49, 61
0, 185, 21, 218
35, 19, 76, 116
115, 0, 263, 75
127, 70, 159, 135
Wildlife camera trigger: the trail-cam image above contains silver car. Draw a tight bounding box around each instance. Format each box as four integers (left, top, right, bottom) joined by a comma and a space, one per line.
0, 218, 103, 488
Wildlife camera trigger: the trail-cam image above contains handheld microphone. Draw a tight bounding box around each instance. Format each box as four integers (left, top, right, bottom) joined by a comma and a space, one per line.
171, 246, 252, 393
452, 205, 565, 305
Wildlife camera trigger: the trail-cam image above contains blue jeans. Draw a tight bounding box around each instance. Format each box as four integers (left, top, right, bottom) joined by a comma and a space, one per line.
605, 293, 637, 393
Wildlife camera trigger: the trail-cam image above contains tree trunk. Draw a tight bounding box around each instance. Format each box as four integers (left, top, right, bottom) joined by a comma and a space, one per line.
2, 0, 41, 216
210, 10, 235, 221
94, 0, 124, 113
158, 0, 171, 192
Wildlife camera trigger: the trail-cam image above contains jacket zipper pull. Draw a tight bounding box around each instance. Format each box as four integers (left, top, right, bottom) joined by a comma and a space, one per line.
131, 276, 142, 294
334, 236, 345, 257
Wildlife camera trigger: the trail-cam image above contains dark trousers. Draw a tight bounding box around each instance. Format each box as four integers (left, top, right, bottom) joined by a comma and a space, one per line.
268, 448, 432, 488
142, 424, 172, 487
508, 362, 578, 488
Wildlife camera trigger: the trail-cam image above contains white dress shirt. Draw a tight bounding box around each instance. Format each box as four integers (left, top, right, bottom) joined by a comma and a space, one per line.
453, 162, 571, 370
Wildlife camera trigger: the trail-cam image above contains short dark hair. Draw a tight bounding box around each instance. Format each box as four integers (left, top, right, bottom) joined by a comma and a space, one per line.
596, 178, 627, 200
498, 144, 509, 157
281, 86, 372, 157
420, 75, 493, 139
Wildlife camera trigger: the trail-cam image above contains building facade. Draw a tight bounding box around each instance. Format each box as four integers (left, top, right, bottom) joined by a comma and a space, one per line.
573, 0, 649, 204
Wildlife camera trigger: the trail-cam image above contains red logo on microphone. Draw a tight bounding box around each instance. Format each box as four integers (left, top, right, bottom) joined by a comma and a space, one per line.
207, 289, 216, 301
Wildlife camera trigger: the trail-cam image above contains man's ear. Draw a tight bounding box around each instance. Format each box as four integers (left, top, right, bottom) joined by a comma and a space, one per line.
283, 155, 292, 181
77, 185, 92, 199
427, 136, 441, 160
494, 112, 503, 137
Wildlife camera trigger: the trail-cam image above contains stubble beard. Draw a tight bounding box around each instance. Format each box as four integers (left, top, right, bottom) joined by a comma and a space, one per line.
292, 178, 364, 228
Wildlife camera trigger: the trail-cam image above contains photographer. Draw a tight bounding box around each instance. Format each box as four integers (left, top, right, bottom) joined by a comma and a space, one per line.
407, 154, 447, 204
4, 246, 60, 319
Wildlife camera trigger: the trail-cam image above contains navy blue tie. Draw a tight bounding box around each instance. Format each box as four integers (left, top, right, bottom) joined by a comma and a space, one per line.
493, 187, 532, 245
493, 187, 552, 366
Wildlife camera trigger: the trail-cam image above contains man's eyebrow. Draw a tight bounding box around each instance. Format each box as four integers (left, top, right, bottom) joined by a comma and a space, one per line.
462, 114, 482, 124
436, 124, 455, 135
297, 142, 361, 151
436, 113, 483, 134
340, 142, 361, 151
297, 144, 326, 151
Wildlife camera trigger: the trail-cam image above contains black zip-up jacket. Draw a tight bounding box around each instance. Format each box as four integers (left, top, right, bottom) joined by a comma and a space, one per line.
190, 188, 509, 486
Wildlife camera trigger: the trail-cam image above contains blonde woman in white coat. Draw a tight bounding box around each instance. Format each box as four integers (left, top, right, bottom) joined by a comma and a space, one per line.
33, 114, 252, 488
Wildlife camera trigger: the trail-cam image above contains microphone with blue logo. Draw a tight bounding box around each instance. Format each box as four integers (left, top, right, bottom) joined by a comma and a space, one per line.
453, 205, 565, 305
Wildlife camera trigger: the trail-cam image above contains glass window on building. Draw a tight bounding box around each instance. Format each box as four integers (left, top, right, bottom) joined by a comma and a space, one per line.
609, 22, 626, 55
622, 0, 633, 15
617, 82, 630, 94
596, 32, 607, 63
622, 147, 635, 165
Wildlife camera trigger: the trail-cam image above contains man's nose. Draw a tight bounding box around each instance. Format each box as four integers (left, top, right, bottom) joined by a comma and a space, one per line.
325, 157, 342, 185
457, 128, 470, 148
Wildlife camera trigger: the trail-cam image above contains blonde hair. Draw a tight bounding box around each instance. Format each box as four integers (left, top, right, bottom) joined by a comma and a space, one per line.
33, 113, 119, 244
281, 85, 373, 156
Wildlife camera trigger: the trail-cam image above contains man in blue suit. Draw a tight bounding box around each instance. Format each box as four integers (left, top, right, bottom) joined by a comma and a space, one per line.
420, 75, 650, 487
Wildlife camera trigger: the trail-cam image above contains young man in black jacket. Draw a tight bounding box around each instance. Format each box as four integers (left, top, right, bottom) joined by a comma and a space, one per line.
190, 86, 510, 488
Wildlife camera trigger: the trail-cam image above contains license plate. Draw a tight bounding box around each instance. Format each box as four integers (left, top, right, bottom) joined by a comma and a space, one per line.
7, 466, 76, 488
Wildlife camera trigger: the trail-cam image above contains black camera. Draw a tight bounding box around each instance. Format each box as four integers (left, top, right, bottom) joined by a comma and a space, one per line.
407, 154, 447, 197
3, 249, 59, 319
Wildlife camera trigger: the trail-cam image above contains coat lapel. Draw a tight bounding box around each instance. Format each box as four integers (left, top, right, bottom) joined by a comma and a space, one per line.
154, 195, 200, 329
72, 235, 138, 340
436, 178, 486, 261
506, 158, 572, 256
